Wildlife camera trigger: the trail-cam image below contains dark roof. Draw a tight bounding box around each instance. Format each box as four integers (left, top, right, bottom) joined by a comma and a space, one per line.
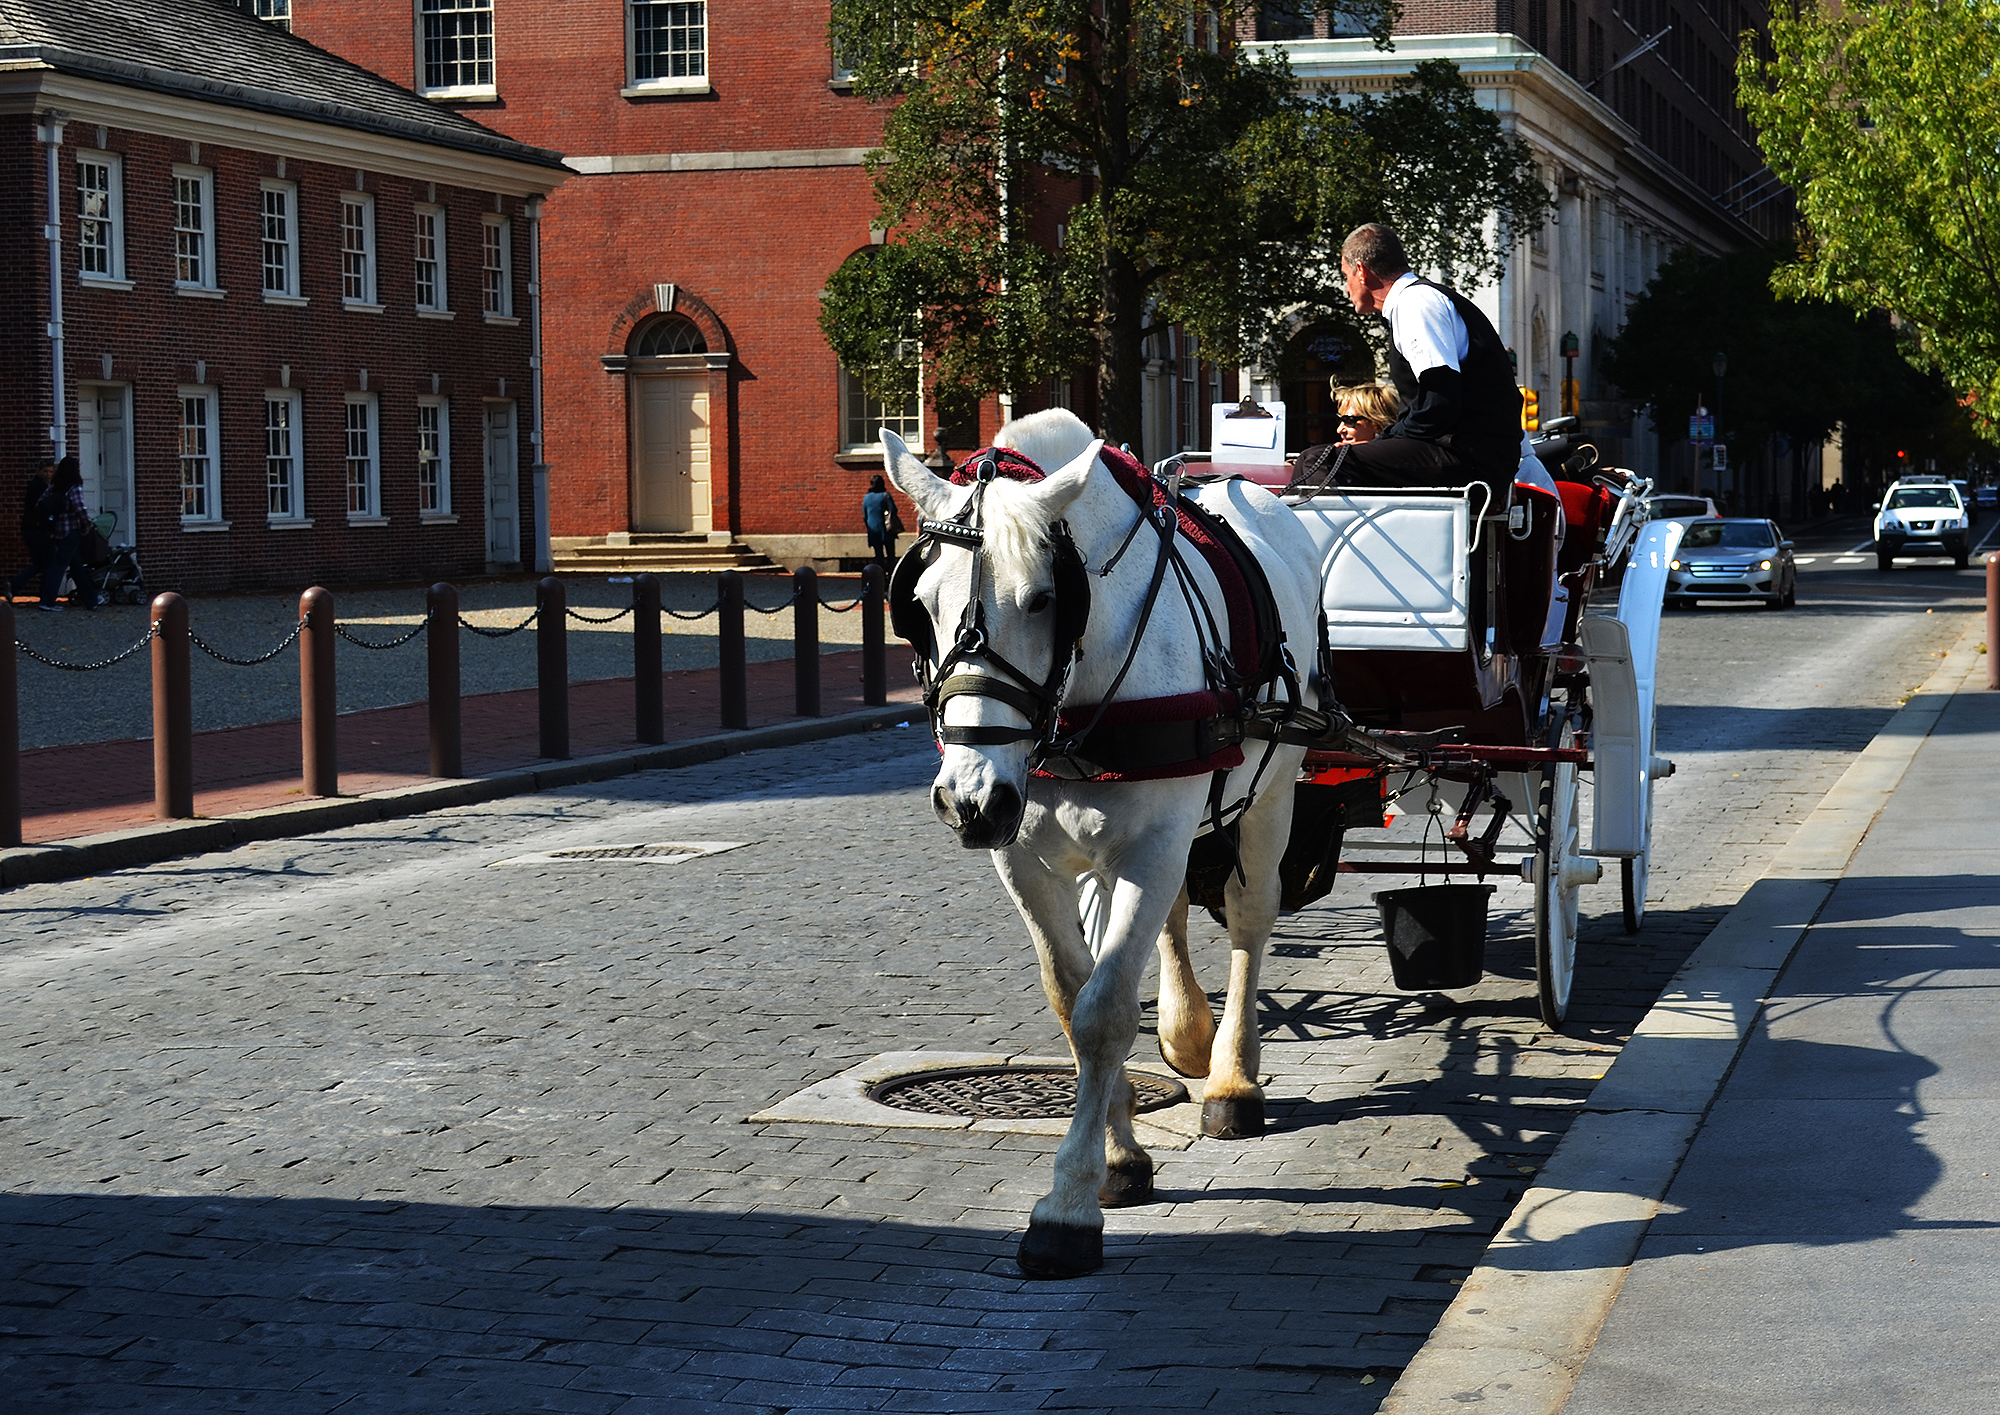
0, 0, 566, 173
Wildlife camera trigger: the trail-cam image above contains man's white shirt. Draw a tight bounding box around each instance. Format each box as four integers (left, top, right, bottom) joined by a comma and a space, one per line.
1382, 272, 1469, 376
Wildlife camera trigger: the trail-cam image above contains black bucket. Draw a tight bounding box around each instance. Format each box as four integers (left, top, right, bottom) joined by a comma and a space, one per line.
1375, 884, 1494, 990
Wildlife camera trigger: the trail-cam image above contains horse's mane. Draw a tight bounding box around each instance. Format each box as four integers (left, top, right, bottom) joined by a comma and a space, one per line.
980, 409, 1099, 588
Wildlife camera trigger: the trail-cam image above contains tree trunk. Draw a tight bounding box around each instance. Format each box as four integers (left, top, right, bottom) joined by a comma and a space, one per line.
1097, 248, 1147, 457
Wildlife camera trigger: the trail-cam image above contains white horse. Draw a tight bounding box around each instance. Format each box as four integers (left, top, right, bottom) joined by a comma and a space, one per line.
883, 408, 1323, 1278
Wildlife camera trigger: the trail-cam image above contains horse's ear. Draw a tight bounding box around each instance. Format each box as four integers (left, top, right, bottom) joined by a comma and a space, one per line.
1034, 438, 1102, 516
882, 428, 954, 519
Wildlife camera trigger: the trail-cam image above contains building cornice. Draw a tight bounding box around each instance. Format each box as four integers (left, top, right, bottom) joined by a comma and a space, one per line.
564, 146, 875, 176
0, 65, 567, 199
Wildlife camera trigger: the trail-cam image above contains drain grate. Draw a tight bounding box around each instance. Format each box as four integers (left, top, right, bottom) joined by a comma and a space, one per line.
490, 840, 749, 867
866, 1065, 1189, 1121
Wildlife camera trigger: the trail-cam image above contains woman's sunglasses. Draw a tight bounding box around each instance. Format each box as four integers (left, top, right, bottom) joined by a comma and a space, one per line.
1337, 413, 1372, 426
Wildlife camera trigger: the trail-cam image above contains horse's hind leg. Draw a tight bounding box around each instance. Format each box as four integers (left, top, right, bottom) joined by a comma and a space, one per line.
1154, 887, 1216, 1078
1204, 782, 1297, 1139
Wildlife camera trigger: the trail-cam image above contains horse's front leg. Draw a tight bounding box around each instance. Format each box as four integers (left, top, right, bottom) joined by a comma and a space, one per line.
1203, 775, 1299, 1139
998, 850, 1180, 1279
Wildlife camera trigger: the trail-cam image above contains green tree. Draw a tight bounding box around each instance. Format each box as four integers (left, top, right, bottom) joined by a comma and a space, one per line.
821, 1, 1548, 455
1737, 0, 2000, 433
1604, 244, 1984, 484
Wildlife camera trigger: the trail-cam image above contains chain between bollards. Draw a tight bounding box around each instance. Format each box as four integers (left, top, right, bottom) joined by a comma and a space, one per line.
861, 562, 887, 706
719, 571, 747, 730
151, 593, 193, 819
538, 577, 569, 760
428, 583, 462, 777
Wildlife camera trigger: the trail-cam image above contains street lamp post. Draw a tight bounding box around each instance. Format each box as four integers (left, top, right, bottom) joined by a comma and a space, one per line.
1712, 350, 1730, 508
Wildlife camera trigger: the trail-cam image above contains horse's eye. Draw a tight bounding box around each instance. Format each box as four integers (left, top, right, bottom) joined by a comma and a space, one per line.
1027, 590, 1053, 614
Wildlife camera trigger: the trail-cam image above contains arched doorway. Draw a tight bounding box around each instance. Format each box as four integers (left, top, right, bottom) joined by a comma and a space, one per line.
1279, 320, 1375, 453
627, 314, 712, 534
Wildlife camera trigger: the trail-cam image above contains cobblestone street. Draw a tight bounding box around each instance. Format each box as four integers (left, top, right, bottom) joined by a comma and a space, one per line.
0, 557, 1974, 1413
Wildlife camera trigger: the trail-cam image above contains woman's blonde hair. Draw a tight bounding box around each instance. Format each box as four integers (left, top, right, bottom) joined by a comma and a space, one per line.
1333, 382, 1400, 426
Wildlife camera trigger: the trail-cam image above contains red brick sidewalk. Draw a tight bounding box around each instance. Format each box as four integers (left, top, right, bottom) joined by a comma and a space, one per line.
19, 651, 920, 845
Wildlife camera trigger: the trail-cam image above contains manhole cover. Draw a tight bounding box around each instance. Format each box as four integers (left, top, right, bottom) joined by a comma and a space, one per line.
866, 1065, 1189, 1120
489, 841, 748, 867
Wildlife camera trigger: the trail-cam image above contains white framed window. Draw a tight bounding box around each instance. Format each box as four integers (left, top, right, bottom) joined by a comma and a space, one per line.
414, 205, 449, 312
173, 166, 217, 291
179, 387, 220, 522
629, 1, 708, 90
341, 193, 378, 306
420, 0, 495, 95
417, 398, 451, 515
260, 180, 300, 299
840, 343, 922, 454
265, 391, 305, 520
254, 0, 291, 28
77, 152, 126, 284
481, 215, 512, 317
344, 394, 381, 520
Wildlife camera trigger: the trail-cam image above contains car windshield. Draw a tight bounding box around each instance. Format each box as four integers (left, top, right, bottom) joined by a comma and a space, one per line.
1648, 498, 1710, 517
1681, 521, 1777, 550
1888, 488, 1957, 509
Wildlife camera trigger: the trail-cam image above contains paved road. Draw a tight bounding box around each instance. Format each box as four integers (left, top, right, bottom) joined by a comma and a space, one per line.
0, 522, 1978, 1414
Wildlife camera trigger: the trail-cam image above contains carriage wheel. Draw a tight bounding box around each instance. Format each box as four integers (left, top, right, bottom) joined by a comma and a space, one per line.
1533, 705, 1585, 1029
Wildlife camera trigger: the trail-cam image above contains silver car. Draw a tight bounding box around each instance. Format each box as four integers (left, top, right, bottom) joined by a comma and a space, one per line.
1665, 518, 1798, 610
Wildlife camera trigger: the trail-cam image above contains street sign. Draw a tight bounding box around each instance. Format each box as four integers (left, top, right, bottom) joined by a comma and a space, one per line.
1688, 415, 1714, 440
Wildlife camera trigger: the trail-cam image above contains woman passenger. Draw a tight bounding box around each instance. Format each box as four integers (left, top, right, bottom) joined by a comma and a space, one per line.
1334, 382, 1400, 446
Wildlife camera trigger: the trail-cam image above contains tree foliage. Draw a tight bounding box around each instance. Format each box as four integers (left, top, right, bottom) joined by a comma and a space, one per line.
1737, 0, 2000, 433
821, 0, 1548, 453
1604, 244, 1984, 479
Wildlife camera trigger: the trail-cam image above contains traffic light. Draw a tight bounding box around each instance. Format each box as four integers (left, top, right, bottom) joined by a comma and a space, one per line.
1520, 386, 1540, 432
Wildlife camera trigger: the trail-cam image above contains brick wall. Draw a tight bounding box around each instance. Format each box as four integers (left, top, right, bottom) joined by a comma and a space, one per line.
7, 120, 541, 594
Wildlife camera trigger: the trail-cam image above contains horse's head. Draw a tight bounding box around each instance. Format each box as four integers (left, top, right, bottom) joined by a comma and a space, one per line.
882, 422, 1101, 849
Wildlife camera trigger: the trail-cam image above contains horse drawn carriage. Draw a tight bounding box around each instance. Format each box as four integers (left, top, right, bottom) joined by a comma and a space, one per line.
879, 402, 1684, 1276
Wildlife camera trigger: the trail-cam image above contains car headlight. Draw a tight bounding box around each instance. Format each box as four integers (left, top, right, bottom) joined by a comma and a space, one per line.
1669, 558, 1682, 570
1759, 559, 1773, 570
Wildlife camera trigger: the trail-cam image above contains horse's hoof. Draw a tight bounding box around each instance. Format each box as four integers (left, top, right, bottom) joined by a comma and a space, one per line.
1201, 1095, 1265, 1139
1016, 1221, 1103, 1279
1097, 1157, 1155, 1209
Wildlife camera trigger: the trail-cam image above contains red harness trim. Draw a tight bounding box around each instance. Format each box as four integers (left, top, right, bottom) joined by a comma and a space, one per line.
951, 445, 1263, 783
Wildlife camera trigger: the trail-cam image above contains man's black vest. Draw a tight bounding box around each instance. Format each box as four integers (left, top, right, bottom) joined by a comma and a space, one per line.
1383, 276, 1522, 467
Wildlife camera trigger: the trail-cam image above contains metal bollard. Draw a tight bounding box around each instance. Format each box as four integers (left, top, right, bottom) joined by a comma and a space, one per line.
0, 600, 18, 847
634, 573, 663, 743
793, 567, 821, 718
719, 570, 747, 730
861, 562, 887, 706
300, 587, 337, 797
1988, 553, 1998, 691
428, 582, 462, 776
537, 576, 569, 759
151, 592, 193, 819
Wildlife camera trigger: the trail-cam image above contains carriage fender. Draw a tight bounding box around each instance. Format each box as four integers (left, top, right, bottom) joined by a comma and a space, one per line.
1586, 520, 1684, 857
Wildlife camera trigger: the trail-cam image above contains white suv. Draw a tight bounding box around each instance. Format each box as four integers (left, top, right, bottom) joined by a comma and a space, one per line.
1874, 476, 1971, 569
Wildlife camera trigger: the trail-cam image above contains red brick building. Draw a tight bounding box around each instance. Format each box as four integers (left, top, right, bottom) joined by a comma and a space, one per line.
0, 1, 567, 594
288, 0, 950, 569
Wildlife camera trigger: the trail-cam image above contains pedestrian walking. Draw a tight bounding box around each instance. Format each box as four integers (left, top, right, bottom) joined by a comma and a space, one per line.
8, 455, 54, 599
863, 473, 901, 566
37, 455, 99, 612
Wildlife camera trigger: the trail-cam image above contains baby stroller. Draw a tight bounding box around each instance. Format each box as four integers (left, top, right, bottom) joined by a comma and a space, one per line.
83, 511, 146, 605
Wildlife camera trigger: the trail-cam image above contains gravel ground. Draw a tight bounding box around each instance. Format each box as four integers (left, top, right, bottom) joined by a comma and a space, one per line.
9, 572, 875, 751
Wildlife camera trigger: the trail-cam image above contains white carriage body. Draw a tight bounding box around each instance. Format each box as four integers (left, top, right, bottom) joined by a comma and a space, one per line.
1289, 490, 1477, 653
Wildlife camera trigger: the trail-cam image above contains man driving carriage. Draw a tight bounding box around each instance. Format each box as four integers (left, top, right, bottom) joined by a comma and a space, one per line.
1298, 223, 1524, 496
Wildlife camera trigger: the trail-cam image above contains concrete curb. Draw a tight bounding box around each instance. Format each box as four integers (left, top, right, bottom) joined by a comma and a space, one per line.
0, 703, 918, 890
1379, 616, 1988, 1415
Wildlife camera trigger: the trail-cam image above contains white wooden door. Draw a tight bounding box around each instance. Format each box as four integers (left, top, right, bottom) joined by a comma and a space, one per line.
77, 384, 134, 540
483, 400, 520, 565
632, 375, 710, 534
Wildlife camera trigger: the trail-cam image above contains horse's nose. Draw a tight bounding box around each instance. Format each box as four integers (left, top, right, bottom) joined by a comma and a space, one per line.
935, 782, 1023, 849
